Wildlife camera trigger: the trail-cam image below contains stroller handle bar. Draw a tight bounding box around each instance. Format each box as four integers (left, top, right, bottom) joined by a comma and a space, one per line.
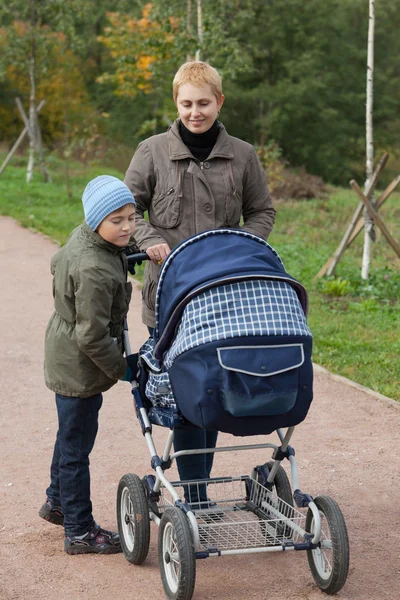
126, 252, 151, 265
125, 252, 151, 275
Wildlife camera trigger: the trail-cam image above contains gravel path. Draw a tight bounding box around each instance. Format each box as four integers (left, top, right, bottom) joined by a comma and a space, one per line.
1, 216, 399, 600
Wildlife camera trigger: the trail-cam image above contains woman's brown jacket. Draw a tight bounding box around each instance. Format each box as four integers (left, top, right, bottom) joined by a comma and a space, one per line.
124, 119, 276, 328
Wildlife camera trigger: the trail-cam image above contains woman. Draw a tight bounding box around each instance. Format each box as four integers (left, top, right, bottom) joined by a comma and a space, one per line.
124, 61, 276, 506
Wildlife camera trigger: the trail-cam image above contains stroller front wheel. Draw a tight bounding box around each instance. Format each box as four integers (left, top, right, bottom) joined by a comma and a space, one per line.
306, 495, 349, 594
117, 473, 151, 565
159, 507, 196, 600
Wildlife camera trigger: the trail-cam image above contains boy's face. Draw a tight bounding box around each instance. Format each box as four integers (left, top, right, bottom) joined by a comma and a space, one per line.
96, 204, 136, 247
176, 83, 224, 134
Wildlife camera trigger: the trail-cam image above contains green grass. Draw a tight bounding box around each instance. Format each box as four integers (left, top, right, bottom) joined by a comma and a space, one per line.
1, 154, 399, 400
0, 155, 123, 245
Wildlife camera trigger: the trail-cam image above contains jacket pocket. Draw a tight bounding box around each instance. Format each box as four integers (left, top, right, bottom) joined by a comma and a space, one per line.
225, 173, 243, 226
217, 344, 304, 417
149, 187, 181, 229
142, 275, 157, 313
125, 281, 132, 305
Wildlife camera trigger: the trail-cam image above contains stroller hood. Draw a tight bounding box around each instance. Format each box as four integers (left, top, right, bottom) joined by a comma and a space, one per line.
154, 230, 308, 360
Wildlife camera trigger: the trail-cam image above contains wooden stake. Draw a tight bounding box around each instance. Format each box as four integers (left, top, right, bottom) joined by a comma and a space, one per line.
346, 174, 400, 248
15, 96, 51, 183
350, 179, 400, 259
0, 100, 45, 178
314, 153, 389, 280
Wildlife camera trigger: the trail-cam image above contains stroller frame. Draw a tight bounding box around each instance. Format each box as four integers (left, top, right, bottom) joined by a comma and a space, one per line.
117, 252, 349, 599
134, 385, 320, 553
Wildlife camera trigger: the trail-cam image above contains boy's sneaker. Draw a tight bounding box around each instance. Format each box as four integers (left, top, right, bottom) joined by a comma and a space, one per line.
39, 499, 64, 526
65, 523, 122, 555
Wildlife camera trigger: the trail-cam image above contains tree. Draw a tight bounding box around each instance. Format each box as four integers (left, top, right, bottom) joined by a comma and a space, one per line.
362, 0, 375, 280
97, 4, 180, 97
0, 1, 59, 181
97, 1, 253, 128
0, 20, 92, 152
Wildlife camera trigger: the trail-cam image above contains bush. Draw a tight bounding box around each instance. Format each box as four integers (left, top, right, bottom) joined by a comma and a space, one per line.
256, 144, 330, 200
273, 167, 330, 200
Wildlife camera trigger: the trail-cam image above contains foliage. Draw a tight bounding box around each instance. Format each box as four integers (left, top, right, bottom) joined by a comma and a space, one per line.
97, 4, 179, 97
1, 0, 400, 186
0, 12, 94, 148
320, 278, 353, 298
220, 0, 400, 184
255, 143, 285, 195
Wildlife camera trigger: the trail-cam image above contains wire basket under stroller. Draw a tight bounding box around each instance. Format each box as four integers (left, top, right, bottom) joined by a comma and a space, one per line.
118, 230, 349, 600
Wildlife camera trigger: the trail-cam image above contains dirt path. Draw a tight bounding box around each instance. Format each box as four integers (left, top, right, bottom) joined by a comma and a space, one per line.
1, 216, 399, 600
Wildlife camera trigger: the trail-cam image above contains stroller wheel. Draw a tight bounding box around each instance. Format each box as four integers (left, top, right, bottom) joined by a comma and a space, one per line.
251, 461, 294, 541
117, 473, 150, 565
142, 474, 162, 517
158, 507, 196, 600
263, 461, 294, 509
306, 495, 349, 594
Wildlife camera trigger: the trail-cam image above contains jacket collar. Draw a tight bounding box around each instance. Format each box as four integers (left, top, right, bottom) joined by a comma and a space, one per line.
81, 221, 124, 255
168, 119, 234, 161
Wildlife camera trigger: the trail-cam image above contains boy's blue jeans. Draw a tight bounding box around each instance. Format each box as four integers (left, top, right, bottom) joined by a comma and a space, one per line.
148, 327, 218, 504
46, 393, 103, 536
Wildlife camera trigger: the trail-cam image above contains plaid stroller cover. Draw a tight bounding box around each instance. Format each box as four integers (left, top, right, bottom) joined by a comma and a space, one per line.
139, 229, 313, 436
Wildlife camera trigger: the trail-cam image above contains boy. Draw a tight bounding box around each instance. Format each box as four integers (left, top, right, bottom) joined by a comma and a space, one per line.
39, 175, 136, 554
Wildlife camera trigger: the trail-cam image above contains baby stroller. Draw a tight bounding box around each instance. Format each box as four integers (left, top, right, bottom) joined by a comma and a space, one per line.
118, 230, 349, 600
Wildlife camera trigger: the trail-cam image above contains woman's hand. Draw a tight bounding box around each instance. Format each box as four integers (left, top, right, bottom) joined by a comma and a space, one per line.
146, 243, 171, 265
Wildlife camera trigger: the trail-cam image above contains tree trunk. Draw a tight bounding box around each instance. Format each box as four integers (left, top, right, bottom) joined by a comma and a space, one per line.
186, 0, 192, 61
63, 80, 71, 198
195, 0, 203, 60
27, 0, 51, 184
361, 0, 375, 280
27, 52, 36, 183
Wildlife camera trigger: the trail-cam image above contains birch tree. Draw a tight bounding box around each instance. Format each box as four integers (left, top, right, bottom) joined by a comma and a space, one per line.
195, 0, 203, 60
26, 0, 52, 183
0, 0, 58, 182
361, 0, 375, 279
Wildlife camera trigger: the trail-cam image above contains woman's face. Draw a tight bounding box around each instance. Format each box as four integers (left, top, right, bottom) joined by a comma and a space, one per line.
176, 83, 224, 134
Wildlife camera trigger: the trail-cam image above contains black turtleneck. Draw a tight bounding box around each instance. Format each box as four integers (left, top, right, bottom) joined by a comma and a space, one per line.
178, 120, 220, 162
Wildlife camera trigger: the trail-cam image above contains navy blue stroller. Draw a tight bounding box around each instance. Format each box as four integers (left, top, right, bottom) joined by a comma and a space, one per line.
117, 230, 349, 600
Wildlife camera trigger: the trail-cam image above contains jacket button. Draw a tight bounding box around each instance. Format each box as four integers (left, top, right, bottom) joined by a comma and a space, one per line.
203, 161, 211, 169
204, 203, 212, 212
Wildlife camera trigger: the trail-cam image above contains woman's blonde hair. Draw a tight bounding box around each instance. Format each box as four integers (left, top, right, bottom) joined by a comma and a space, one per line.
173, 61, 223, 103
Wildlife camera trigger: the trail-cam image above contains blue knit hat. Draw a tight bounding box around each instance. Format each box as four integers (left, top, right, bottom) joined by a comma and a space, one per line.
82, 175, 136, 231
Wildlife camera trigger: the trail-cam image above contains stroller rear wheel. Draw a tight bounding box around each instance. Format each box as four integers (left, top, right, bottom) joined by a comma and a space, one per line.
306, 495, 349, 594
256, 461, 294, 540
263, 461, 293, 508
158, 507, 196, 600
117, 473, 150, 565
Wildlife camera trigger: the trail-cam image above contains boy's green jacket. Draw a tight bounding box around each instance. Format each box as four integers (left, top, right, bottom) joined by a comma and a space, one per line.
44, 222, 132, 398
